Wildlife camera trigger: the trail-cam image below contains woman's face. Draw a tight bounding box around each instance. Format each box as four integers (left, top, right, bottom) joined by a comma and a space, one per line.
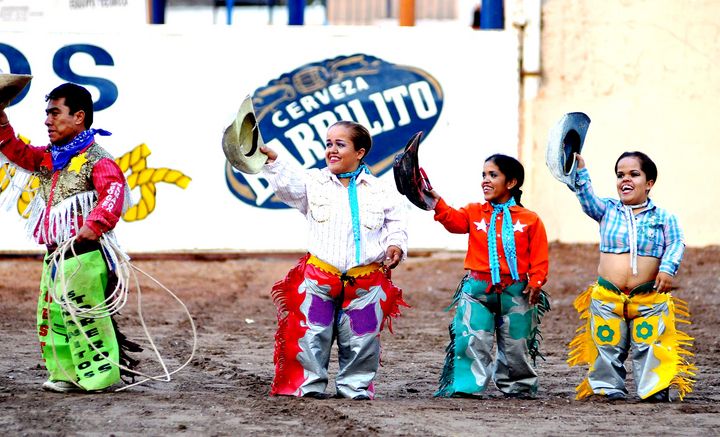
616, 156, 654, 205
325, 124, 366, 175
482, 160, 515, 204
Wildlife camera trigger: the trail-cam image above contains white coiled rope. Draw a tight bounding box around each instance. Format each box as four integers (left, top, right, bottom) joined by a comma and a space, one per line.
45, 235, 197, 392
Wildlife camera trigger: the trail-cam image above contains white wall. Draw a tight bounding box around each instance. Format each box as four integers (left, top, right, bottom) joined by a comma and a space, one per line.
0, 25, 519, 252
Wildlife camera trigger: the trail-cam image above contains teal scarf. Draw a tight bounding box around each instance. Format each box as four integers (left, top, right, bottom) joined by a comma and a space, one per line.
488, 198, 520, 284
337, 164, 370, 265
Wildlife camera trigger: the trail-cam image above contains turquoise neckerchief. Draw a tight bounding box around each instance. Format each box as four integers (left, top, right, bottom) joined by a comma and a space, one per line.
50, 128, 111, 171
337, 163, 370, 265
488, 197, 520, 284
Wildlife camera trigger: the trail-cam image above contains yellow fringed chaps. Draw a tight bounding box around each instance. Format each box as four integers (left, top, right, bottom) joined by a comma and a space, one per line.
567, 283, 696, 400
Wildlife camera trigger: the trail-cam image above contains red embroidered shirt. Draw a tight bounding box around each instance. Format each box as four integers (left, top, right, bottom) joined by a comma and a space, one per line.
0, 124, 125, 242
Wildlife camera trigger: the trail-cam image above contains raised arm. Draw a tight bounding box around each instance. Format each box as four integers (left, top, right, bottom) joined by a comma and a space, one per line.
574, 154, 607, 222
0, 111, 46, 172
432, 195, 471, 235
260, 146, 310, 214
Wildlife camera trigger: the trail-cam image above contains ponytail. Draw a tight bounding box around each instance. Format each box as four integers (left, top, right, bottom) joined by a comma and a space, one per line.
511, 187, 523, 207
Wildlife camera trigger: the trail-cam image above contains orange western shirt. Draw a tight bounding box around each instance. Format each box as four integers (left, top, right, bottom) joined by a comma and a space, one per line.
433, 198, 549, 287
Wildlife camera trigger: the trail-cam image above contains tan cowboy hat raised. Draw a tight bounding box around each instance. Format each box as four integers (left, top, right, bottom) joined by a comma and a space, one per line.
0, 73, 32, 110
222, 95, 268, 174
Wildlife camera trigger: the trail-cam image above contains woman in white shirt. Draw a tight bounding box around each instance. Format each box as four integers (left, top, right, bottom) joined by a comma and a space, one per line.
261, 120, 408, 400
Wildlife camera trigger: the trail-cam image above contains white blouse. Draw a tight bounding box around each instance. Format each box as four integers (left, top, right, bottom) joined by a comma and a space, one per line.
263, 156, 408, 272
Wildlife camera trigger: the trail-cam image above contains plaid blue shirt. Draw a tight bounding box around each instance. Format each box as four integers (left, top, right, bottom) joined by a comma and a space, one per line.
575, 168, 685, 276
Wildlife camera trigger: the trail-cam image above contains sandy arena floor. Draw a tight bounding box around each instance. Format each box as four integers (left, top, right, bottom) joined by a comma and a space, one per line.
1, 243, 719, 436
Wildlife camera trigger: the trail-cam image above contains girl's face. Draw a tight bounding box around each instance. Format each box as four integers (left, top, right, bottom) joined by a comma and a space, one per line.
482, 160, 516, 204
325, 124, 366, 175
616, 157, 654, 205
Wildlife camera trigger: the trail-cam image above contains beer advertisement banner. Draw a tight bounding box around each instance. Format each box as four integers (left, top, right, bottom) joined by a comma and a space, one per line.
0, 26, 518, 252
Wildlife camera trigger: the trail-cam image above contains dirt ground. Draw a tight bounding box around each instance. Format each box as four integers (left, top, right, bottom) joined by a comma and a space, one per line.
1, 242, 719, 436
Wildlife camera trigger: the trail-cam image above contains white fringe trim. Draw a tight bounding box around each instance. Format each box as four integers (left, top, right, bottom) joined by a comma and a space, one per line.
2, 148, 133, 250
25, 191, 98, 245
0, 152, 34, 213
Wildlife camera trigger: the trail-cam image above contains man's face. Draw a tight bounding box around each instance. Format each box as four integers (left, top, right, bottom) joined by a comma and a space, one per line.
45, 97, 84, 145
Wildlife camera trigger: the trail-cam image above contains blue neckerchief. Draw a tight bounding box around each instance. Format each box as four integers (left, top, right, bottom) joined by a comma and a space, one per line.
488, 197, 520, 284
337, 163, 370, 265
50, 128, 111, 171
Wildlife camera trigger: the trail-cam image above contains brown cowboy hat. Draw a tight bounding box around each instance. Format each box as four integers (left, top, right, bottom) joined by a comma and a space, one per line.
393, 131, 435, 210
222, 95, 268, 174
0, 73, 32, 110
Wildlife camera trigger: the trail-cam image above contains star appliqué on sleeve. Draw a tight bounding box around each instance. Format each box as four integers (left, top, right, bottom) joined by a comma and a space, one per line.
67, 153, 88, 174
513, 220, 527, 233
474, 218, 488, 232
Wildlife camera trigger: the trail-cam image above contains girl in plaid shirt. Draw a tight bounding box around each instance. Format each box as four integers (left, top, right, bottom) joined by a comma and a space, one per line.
567, 151, 694, 402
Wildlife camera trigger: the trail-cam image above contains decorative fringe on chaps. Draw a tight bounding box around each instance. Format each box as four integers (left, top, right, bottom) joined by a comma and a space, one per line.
435, 277, 551, 397
269, 254, 408, 396
567, 284, 696, 400
528, 291, 551, 366
666, 296, 697, 399
436, 321, 459, 397
269, 254, 311, 395
435, 276, 467, 397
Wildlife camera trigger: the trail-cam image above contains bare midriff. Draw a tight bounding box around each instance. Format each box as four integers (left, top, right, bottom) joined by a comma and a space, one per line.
597, 252, 660, 290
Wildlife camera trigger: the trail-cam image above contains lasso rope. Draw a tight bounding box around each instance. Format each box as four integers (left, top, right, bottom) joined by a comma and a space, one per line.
45, 236, 197, 392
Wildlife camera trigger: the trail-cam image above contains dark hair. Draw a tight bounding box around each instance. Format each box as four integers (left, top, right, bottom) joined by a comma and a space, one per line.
45, 83, 93, 129
485, 153, 525, 206
615, 151, 657, 182
330, 120, 372, 159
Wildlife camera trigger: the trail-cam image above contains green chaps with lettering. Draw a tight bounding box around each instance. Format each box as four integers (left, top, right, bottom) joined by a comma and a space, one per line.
37, 249, 121, 391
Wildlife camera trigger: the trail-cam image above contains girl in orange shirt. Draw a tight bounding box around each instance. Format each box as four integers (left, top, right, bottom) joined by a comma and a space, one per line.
426, 154, 550, 398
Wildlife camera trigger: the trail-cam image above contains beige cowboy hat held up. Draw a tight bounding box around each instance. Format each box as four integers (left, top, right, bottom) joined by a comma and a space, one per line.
0, 73, 32, 110
222, 95, 268, 174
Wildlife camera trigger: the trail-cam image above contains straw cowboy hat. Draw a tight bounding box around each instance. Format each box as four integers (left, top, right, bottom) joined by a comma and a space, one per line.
0, 73, 32, 110
222, 95, 268, 174
545, 112, 591, 191
393, 131, 435, 210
